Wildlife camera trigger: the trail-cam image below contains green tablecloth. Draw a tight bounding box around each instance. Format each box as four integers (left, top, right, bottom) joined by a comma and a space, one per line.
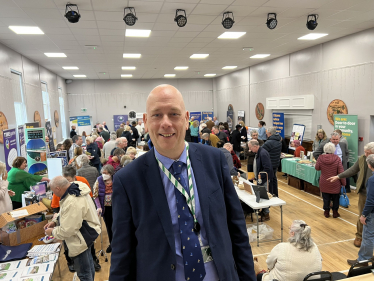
281, 158, 321, 187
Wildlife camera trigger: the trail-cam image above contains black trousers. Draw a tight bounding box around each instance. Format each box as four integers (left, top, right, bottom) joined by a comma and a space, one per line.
322, 192, 340, 211
269, 167, 279, 197
12, 201, 23, 210
103, 206, 113, 244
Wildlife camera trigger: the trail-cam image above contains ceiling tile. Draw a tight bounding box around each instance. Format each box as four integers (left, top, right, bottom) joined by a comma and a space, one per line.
191, 4, 228, 16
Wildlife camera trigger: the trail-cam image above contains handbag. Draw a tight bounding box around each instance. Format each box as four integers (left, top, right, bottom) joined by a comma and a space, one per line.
339, 186, 350, 208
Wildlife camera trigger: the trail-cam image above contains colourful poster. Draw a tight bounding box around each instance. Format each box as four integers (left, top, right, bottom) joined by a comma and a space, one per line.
238, 110, 245, 124
3, 128, 17, 171
227, 111, 234, 131
113, 115, 128, 131
289, 124, 305, 149
334, 114, 358, 165
45, 121, 55, 152
25, 127, 48, 176
273, 112, 285, 139
189, 112, 202, 123
18, 125, 26, 158
202, 111, 213, 122
77, 116, 90, 126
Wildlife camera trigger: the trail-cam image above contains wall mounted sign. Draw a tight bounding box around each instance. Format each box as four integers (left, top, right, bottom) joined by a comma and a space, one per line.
0, 111, 9, 144
255, 103, 265, 120
327, 99, 348, 125
54, 110, 59, 127
34, 111, 41, 127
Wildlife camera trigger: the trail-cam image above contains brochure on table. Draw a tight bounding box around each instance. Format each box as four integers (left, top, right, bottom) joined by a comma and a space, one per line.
288, 124, 306, 149
25, 127, 47, 176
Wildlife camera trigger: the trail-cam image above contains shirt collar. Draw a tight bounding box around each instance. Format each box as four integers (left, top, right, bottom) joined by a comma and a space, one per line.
154, 145, 187, 170
335, 143, 340, 148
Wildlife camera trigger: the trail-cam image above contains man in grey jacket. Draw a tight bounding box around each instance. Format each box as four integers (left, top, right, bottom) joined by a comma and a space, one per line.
218, 142, 240, 177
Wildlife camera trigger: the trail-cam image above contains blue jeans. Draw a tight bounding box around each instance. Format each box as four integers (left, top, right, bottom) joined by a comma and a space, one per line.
72, 246, 95, 281
358, 213, 374, 261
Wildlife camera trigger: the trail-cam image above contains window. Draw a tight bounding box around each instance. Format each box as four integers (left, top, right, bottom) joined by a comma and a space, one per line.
41, 82, 51, 121
58, 88, 67, 139
11, 71, 27, 127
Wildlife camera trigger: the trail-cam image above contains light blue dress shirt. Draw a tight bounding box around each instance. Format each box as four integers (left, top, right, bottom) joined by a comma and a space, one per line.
258, 127, 267, 140
335, 143, 342, 162
154, 146, 219, 281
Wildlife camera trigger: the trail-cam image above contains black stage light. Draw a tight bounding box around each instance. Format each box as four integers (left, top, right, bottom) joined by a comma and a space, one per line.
65, 3, 81, 23
174, 9, 187, 27
123, 7, 138, 26
222, 11, 235, 29
266, 13, 277, 30
306, 14, 318, 30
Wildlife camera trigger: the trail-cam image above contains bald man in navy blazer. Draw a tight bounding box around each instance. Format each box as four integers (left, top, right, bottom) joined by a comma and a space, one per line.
110, 85, 256, 281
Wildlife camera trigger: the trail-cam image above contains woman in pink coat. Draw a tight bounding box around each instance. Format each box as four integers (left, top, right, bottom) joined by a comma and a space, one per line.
315, 143, 346, 218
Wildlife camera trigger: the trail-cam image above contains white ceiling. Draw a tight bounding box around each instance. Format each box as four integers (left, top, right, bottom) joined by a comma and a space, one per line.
1, 0, 374, 79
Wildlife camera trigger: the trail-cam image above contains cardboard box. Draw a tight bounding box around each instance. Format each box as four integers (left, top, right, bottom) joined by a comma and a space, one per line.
287, 175, 303, 190
0, 203, 48, 246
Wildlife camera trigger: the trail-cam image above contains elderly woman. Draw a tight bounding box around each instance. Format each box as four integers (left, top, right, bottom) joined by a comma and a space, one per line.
76, 154, 99, 190
313, 129, 327, 151
0, 162, 15, 214
315, 143, 346, 218
190, 120, 199, 143
7, 157, 49, 209
257, 220, 322, 281
290, 139, 305, 158
93, 164, 115, 253
86, 136, 102, 173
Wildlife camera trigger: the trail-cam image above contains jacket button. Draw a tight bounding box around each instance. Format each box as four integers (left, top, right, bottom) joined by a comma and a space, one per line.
171, 264, 175, 270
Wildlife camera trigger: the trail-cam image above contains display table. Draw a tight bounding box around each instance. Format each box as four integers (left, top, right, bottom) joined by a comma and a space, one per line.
281, 158, 321, 187
346, 273, 373, 280
234, 179, 286, 247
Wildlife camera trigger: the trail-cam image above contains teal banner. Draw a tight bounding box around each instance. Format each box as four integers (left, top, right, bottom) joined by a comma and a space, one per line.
334, 114, 358, 165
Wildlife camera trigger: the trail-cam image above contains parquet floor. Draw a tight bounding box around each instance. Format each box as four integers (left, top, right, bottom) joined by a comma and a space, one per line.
51, 169, 362, 280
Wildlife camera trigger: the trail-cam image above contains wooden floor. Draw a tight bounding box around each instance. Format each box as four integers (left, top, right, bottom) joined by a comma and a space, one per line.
51, 171, 362, 280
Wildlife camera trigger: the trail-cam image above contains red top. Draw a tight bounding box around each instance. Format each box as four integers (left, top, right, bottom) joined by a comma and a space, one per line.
230, 150, 241, 169
294, 146, 306, 157
315, 154, 346, 194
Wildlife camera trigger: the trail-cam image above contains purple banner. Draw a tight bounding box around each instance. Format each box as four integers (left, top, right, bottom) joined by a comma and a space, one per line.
3, 128, 17, 171
18, 125, 26, 158
113, 115, 128, 131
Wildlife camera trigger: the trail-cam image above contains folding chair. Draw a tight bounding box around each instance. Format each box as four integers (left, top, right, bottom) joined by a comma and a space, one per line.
347, 260, 374, 277
303, 271, 332, 281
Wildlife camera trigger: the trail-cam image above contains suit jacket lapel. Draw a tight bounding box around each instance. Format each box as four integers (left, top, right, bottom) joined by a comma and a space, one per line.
144, 149, 175, 254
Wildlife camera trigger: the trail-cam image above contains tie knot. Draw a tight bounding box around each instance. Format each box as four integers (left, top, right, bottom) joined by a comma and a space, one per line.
172, 161, 184, 175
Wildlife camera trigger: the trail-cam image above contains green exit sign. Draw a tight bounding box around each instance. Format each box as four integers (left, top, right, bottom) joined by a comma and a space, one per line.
81, 108, 87, 112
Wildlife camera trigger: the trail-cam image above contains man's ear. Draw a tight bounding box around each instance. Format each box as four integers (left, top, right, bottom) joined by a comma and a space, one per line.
143, 113, 148, 131
185, 111, 190, 130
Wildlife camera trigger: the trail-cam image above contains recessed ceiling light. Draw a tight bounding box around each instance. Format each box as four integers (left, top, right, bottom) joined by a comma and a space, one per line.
164, 74, 176, 78
73, 75, 86, 78
123, 53, 141, 58
190, 54, 209, 59
218, 32, 246, 39
44, 53, 67, 57
174, 66, 188, 70
62, 66, 79, 70
222, 66, 237, 70
250, 54, 270, 59
9, 26, 44, 34
298, 33, 328, 40
122, 66, 136, 70
121, 74, 133, 78
204, 74, 216, 77
125, 29, 151, 37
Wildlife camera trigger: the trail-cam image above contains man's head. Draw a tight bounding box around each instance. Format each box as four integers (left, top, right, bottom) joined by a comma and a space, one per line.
110, 132, 117, 141
367, 154, 374, 171
45, 136, 49, 143
207, 117, 212, 121
116, 137, 128, 149
248, 140, 260, 153
334, 129, 343, 138
266, 127, 277, 138
212, 126, 219, 134
126, 121, 130, 125
213, 116, 217, 121
50, 176, 71, 198
251, 130, 259, 140
71, 125, 76, 130
103, 121, 106, 126
223, 143, 232, 152
219, 125, 225, 131
131, 121, 136, 127
76, 154, 90, 168
235, 124, 241, 131
113, 148, 125, 160
364, 142, 374, 157
138, 120, 142, 125
330, 132, 340, 145
62, 166, 77, 182
144, 84, 189, 159
201, 123, 207, 129
72, 135, 83, 146
98, 126, 104, 132
202, 133, 209, 141
120, 123, 124, 128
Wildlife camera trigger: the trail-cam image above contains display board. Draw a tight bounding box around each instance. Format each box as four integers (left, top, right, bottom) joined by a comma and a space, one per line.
289, 124, 306, 149
3, 128, 17, 171
202, 111, 213, 122
45, 121, 55, 152
237, 110, 245, 124
0, 111, 9, 144
70, 116, 92, 136
273, 112, 285, 138
113, 115, 128, 131
18, 125, 26, 158
25, 127, 48, 176
227, 111, 234, 131
334, 114, 358, 165
49, 150, 68, 167
190, 112, 202, 124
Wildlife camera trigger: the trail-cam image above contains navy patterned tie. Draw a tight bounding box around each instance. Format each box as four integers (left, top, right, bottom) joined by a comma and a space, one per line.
171, 161, 206, 281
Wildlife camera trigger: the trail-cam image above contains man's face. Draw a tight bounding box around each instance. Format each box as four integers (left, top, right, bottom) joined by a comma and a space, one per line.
72, 126, 76, 130
330, 136, 340, 145
191, 117, 194, 121
51, 186, 64, 197
77, 136, 83, 146
212, 128, 218, 134
138, 120, 142, 125
248, 144, 259, 153
126, 121, 130, 125
252, 133, 258, 140
365, 149, 373, 157
203, 136, 209, 141
213, 117, 217, 121
266, 131, 271, 138
144, 86, 189, 157
45, 136, 49, 143
103, 122, 106, 126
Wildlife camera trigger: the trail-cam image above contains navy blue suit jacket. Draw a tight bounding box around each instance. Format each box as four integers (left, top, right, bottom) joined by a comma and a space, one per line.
255, 147, 273, 182
110, 143, 256, 281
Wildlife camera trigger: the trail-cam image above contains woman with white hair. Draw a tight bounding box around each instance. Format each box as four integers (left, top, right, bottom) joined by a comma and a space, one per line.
257, 220, 322, 281
315, 142, 346, 218
0, 162, 15, 214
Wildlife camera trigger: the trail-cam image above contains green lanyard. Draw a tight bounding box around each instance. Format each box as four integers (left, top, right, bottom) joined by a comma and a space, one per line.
156, 141, 200, 232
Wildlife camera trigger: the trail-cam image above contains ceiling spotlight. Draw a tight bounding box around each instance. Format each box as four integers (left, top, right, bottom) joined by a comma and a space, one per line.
123, 7, 138, 26
64, 4, 81, 23
266, 13, 277, 30
174, 9, 187, 27
306, 14, 318, 30
222, 12, 235, 29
